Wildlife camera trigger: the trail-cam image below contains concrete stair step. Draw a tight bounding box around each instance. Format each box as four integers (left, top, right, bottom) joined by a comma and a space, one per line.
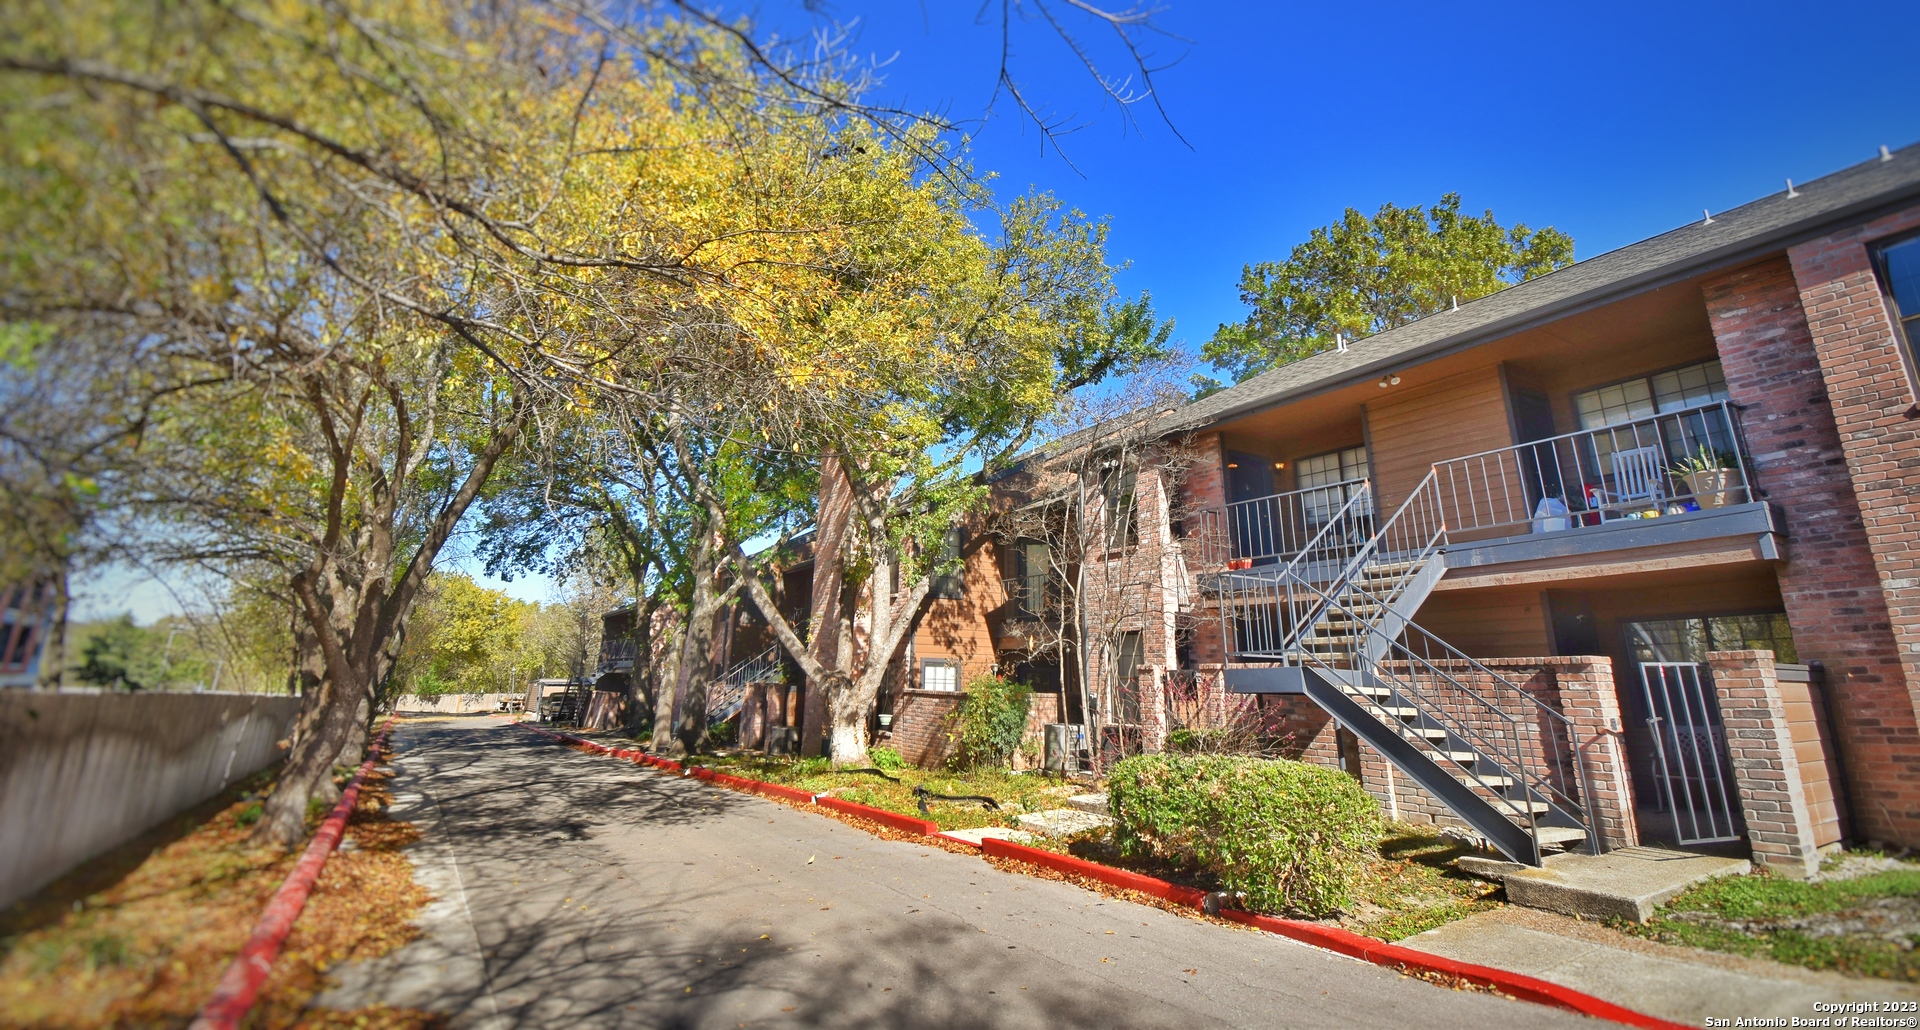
1457, 773, 1516, 789
1423, 749, 1478, 764
1399, 726, 1450, 742
1066, 793, 1109, 816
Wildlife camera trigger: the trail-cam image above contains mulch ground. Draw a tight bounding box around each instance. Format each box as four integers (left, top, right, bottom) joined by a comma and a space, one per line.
0, 748, 439, 1029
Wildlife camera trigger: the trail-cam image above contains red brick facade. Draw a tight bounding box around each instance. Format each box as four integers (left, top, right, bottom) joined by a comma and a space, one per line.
1704, 255, 1920, 846
1786, 207, 1920, 716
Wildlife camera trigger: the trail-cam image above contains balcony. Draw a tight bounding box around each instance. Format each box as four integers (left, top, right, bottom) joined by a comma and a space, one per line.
597, 636, 639, 670
1189, 401, 1782, 586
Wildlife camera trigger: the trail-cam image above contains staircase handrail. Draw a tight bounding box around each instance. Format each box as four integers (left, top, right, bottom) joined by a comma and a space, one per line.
1280, 469, 1444, 657
1214, 482, 1377, 661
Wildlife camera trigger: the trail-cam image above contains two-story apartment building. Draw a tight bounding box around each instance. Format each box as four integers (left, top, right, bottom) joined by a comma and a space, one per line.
886, 142, 1920, 877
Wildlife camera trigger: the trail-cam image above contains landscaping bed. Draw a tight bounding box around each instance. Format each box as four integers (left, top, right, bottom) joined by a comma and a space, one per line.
0, 756, 439, 1028
687, 747, 1501, 941
1625, 853, 1920, 980
696, 751, 1084, 832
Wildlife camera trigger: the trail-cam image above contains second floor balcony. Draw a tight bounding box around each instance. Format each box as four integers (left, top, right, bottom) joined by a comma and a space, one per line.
1189, 400, 1782, 583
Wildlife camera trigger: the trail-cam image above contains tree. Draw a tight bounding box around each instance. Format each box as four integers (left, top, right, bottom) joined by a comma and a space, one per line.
1200, 193, 1574, 387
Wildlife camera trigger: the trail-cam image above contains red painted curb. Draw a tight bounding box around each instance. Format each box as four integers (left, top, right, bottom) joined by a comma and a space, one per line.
514, 722, 1681, 1028
979, 838, 1687, 1030
811, 795, 940, 836
190, 718, 396, 1030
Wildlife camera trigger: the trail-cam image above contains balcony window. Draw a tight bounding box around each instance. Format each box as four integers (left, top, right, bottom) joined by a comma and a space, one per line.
1297, 445, 1368, 524
1875, 234, 1920, 397
1573, 360, 1734, 474
1014, 540, 1052, 617
930, 527, 965, 600
1101, 463, 1139, 548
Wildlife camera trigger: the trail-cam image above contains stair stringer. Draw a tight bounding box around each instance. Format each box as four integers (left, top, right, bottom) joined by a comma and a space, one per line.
1300, 666, 1543, 866
1357, 553, 1448, 666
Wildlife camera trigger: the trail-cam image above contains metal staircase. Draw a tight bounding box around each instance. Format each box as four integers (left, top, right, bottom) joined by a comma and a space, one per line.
1216, 473, 1594, 866
708, 643, 783, 725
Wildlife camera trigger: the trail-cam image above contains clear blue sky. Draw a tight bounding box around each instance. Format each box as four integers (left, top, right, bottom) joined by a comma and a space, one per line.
81, 0, 1920, 621
769, 0, 1920, 364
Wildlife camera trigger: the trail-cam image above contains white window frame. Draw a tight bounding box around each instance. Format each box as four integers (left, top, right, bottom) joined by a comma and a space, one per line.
921, 659, 959, 692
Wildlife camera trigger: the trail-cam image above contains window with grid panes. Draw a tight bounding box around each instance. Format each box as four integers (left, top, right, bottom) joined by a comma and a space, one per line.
1573, 361, 1733, 483
1876, 235, 1920, 394
1296, 445, 1367, 523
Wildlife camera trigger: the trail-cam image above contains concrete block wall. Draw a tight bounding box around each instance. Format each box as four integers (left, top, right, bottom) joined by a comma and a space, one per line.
1708, 650, 1825, 878
393, 692, 516, 714
1705, 254, 1920, 846
0, 690, 302, 908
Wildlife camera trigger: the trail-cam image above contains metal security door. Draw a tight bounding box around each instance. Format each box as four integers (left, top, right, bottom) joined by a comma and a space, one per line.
1638, 663, 1741, 844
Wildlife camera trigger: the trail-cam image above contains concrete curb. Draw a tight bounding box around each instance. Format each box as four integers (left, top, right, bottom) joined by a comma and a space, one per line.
523, 725, 1686, 1030
190, 718, 396, 1030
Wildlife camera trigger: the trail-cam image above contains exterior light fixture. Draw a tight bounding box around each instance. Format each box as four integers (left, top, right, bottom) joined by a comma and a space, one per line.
1272, 461, 1285, 469
1226, 461, 1240, 469
1378, 374, 1400, 388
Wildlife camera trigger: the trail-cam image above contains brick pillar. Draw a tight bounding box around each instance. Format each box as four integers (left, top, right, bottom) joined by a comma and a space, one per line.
1709, 650, 1824, 878
1183, 432, 1230, 666
1140, 666, 1167, 752
1704, 257, 1920, 846
1552, 657, 1639, 852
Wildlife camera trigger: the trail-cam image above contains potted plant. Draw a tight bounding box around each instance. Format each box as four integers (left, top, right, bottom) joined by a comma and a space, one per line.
1670, 445, 1740, 509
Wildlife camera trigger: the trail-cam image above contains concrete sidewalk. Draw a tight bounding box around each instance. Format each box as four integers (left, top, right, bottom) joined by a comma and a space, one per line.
313, 717, 1595, 1029
1405, 904, 1920, 1026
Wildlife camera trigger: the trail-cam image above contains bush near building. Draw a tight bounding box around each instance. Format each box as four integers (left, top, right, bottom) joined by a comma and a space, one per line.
1107, 753, 1383, 917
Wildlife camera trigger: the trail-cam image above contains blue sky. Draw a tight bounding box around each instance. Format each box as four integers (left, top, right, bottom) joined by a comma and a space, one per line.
78, 0, 1920, 621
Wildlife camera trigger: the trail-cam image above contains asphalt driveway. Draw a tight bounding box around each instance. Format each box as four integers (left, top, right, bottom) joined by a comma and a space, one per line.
313, 716, 1598, 1029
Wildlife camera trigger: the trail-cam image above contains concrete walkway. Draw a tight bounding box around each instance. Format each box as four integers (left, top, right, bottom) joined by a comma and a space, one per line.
1405, 905, 1920, 1026
314, 717, 1595, 1029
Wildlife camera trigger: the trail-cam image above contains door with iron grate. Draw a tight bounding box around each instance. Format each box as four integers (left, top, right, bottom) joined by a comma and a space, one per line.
1637, 662, 1742, 844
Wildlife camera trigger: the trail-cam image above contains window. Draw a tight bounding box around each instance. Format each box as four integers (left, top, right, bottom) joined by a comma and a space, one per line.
1625, 613, 1797, 665
1296, 445, 1369, 523
1112, 631, 1144, 723
1875, 234, 1920, 395
921, 659, 959, 692
1101, 463, 1139, 548
1015, 539, 1051, 616
1573, 360, 1728, 430
930, 527, 964, 600
1573, 360, 1734, 475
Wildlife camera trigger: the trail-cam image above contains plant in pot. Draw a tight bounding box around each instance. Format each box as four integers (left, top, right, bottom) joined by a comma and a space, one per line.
1670, 445, 1740, 509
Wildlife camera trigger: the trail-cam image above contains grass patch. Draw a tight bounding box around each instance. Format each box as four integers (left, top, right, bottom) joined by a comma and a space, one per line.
0, 756, 441, 1028
1624, 862, 1920, 980
700, 753, 1081, 831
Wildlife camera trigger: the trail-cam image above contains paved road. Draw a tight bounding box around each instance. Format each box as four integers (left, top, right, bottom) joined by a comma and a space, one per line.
315, 717, 1598, 1029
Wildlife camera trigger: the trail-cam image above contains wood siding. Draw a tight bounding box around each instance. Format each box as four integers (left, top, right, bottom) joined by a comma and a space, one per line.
911, 529, 1006, 688
1412, 585, 1552, 657
1364, 364, 1515, 515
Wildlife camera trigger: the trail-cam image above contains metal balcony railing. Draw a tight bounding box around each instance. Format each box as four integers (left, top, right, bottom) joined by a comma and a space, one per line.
597, 636, 639, 668
1433, 400, 1755, 540
1187, 478, 1371, 570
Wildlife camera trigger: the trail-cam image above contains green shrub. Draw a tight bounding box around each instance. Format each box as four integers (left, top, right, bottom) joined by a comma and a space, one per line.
869, 746, 905, 771
1107, 753, 1383, 917
948, 674, 1033, 769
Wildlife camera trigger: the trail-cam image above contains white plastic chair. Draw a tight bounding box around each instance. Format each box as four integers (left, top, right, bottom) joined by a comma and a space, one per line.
1591, 445, 1666, 518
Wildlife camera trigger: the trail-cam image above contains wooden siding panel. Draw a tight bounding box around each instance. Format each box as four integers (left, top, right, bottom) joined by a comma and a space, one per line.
1410, 585, 1551, 657
912, 533, 1005, 687
1364, 365, 1516, 515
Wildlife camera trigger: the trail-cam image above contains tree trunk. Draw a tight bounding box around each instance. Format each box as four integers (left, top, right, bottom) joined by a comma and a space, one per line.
651, 621, 681, 752
802, 454, 853, 756
34, 567, 68, 689
253, 673, 363, 846
673, 568, 720, 755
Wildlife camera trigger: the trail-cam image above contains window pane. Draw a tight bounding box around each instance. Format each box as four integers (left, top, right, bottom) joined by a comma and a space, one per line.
1706, 614, 1797, 664
923, 661, 958, 691
1652, 360, 1729, 413
1885, 237, 1920, 317
1573, 379, 1655, 429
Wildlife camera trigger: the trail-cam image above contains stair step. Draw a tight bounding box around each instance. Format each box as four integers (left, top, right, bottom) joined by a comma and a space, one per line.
1495, 799, 1552, 815
1423, 749, 1477, 764
1364, 705, 1418, 719
1456, 773, 1515, 789
1533, 826, 1589, 847
1400, 726, 1450, 742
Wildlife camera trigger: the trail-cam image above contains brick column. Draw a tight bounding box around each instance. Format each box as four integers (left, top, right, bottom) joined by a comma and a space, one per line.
1709, 650, 1824, 879
1704, 257, 1920, 846
1552, 657, 1639, 852
1140, 666, 1167, 752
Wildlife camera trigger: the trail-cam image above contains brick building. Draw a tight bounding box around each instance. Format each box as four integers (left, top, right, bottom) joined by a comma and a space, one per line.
875, 142, 1920, 875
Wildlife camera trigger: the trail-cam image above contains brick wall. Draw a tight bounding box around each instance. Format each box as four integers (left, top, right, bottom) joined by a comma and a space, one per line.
1181, 433, 1229, 666
1708, 651, 1825, 878
1704, 255, 1920, 845
890, 689, 963, 769
1787, 208, 1920, 737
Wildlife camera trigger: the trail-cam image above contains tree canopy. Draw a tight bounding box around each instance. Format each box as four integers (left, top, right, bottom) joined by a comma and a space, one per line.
1199, 193, 1574, 389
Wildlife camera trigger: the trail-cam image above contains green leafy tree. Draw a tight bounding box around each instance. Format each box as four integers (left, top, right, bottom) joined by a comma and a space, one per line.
1200, 193, 1574, 388
75, 616, 162, 690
